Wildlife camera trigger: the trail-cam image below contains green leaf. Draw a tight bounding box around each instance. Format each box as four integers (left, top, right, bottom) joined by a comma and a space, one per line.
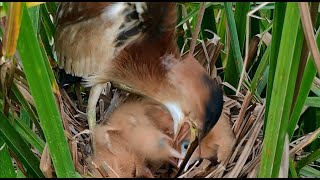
234, 2, 250, 54
305, 97, 320, 107
289, 158, 298, 178
300, 165, 320, 177
259, 2, 302, 177
12, 116, 45, 152
288, 27, 320, 140
257, 66, 269, 96
11, 84, 45, 139
265, 2, 287, 134
27, 5, 40, 34
176, 2, 216, 28
16, 3, 76, 177
0, 111, 44, 178
40, 4, 55, 39
223, 2, 244, 93
217, 8, 226, 45
251, 44, 271, 93
310, 82, 320, 97
0, 139, 16, 178
296, 148, 320, 172
16, 169, 26, 178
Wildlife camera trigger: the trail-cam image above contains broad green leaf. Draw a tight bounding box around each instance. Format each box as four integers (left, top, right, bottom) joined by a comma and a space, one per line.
27, 5, 40, 34
265, 2, 287, 134
259, 2, 302, 177
16, 3, 76, 177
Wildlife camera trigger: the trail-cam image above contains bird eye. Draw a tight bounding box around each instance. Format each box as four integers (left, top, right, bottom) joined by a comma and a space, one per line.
181, 140, 189, 150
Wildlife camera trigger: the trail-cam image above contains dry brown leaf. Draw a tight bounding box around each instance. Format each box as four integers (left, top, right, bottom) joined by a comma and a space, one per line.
40, 143, 53, 178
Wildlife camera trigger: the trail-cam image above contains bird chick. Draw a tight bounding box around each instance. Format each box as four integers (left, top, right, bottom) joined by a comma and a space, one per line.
55, 2, 224, 157
176, 112, 236, 171
91, 98, 183, 178
105, 99, 182, 162
93, 125, 151, 178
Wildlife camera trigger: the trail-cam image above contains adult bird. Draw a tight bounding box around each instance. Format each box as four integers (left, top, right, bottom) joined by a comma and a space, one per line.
54, 2, 224, 157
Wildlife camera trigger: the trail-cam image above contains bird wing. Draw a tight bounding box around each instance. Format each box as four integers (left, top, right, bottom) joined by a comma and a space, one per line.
54, 2, 149, 77
55, 2, 113, 27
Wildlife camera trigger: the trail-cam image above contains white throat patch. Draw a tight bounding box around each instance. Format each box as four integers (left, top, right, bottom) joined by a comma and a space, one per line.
164, 102, 184, 134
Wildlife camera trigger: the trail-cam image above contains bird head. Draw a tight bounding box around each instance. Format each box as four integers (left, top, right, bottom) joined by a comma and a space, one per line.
162, 54, 224, 144
157, 54, 224, 175
174, 108, 236, 174
100, 99, 184, 162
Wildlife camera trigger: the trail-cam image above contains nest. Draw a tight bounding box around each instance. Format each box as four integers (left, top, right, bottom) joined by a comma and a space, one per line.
54, 37, 309, 178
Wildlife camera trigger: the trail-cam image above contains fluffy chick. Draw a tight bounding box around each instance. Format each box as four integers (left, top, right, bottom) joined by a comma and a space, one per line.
91, 98, 182, 178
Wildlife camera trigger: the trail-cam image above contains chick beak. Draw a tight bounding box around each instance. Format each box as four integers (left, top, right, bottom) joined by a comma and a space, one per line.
168, 146, 184, 159
175, 126, 199, 177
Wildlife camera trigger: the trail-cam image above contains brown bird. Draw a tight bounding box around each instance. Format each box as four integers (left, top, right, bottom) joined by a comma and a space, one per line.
54, 2, 224, 156
175, 112, 236, 172
93, 125, 152, 178
91, 98, 183, 178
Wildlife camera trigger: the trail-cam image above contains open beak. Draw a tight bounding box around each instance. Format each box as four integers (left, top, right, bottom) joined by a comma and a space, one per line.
174, 125, 199, 177
175, 139, 199, 176
178, 156, 194, 173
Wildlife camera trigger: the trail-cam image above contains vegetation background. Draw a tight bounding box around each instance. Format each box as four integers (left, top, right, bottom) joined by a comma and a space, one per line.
0, 2, 319, 178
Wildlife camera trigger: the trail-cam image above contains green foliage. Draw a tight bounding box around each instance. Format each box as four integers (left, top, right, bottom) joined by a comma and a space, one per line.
0, 2, 319, 178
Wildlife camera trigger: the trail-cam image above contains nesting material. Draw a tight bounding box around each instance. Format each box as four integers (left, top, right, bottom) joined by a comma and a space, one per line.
59, 39, 265, 178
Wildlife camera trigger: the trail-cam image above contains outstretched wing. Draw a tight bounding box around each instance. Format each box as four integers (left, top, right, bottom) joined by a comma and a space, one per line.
54, 2, 148, 77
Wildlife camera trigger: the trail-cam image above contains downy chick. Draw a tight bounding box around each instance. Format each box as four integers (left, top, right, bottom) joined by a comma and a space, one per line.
91, 98, 182, 177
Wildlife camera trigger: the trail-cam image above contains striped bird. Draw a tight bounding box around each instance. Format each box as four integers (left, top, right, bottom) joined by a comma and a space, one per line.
54, 2, 224, 160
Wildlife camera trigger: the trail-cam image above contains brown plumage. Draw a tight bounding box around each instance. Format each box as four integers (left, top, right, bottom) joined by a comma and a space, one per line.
55, 2, 175, 77
91, 98, 182, 178
54, 2, 224, 156
93, 125, 151, 178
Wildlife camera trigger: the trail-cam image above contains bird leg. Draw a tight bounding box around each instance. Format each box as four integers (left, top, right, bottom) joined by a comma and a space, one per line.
87, 83, 105, 155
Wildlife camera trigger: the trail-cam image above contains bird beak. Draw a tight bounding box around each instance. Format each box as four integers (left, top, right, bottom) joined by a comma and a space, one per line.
168, 146, 184, 159
173, 119, 192, 147
174, 125, 200, 177
177, 157, 198, 173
